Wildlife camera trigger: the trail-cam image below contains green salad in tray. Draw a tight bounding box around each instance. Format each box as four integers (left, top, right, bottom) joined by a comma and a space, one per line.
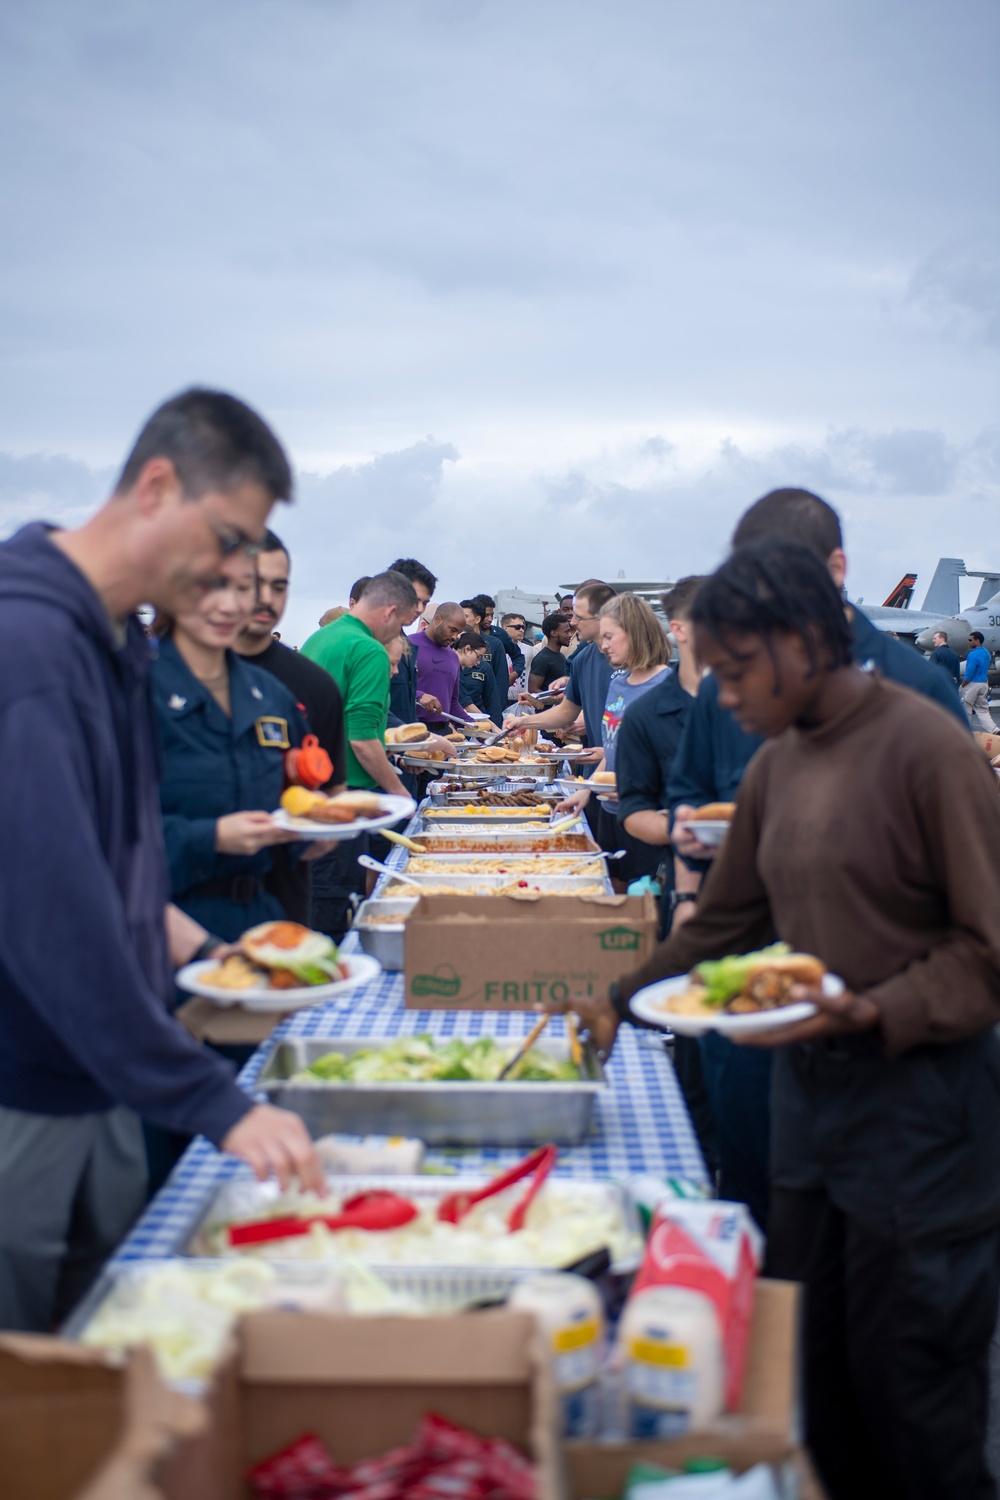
291, 1034, 579, 1085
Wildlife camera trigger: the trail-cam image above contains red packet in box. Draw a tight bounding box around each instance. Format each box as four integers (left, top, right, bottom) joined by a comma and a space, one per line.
247, 1432, 346, 1497
629, 1199, 762, 1411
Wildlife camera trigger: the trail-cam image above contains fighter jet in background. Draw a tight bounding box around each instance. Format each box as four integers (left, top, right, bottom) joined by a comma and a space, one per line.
858, 559, 1000, 659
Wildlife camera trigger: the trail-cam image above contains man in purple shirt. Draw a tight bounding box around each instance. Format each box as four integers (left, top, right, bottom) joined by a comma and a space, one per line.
411, 603, 473, 731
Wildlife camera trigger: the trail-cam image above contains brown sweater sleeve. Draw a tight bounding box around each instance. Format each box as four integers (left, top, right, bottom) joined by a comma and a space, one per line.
616, 754, 775, 1006
864, 753, 1000, 1055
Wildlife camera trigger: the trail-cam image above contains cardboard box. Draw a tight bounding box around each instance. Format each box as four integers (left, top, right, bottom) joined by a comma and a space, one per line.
176, 996, 288, 1048
564, 1280, 821, 1497
0, 1336, 202, 1500
161, 1309, 560, 1500
1, 1282, 802, 1499
563, 1441, 825, 1498
404, 893, 659, 1010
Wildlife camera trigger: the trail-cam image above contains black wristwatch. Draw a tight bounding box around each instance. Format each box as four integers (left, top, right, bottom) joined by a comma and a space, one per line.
189, 933, 225, 964
671, 892, 698, 910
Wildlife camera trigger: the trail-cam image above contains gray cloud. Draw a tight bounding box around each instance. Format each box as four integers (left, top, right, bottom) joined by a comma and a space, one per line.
4, 418, 997, 646
0, 0, 997, 639
0, 451, 114, 532
906, 233, 1000, 348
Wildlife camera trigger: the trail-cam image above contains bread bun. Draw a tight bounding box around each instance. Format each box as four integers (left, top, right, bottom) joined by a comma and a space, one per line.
745, 954, 825, 986
393, 722, 429, 744
690, 802, 736, 821
742, 953, 826, 1007
592, 771, 617, 785
325, 790, 385, 819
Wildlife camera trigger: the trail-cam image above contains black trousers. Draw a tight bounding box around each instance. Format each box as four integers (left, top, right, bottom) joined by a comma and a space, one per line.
767, 1185, 1000, 1500
309, 829, 369, 942
697, 1033, 771, 1232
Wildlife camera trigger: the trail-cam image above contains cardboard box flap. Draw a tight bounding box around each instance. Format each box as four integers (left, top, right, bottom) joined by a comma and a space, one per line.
738, 1279, 798, 1429
238, 1309, 538, 1384
0, 1339, 203, 1500
564, 1437, 825, 1499
407, 893, 653, 922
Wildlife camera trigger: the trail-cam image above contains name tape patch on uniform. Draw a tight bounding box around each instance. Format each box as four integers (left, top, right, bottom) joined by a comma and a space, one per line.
255, 716, 290, 749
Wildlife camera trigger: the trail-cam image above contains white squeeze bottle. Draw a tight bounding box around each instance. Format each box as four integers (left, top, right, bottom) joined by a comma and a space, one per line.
510, 1272, 605, 1437
618, 1285, 724, 1439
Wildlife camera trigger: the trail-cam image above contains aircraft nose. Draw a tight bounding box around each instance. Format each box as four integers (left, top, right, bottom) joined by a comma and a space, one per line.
918, 618, 968, 655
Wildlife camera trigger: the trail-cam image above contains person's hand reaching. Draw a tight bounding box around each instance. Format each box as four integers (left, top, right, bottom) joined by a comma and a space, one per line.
540, 989, 620, 1058
222, 1105, 326, 1194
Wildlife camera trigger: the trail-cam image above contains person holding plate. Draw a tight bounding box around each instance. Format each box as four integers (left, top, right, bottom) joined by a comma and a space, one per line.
553, 539, 1000, 1500
555, 592, 671, 888
152, 548, 317, 944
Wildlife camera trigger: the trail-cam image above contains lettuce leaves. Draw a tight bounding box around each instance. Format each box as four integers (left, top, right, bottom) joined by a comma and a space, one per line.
294, 1034, 578, 1084
692, 941, 790, 1008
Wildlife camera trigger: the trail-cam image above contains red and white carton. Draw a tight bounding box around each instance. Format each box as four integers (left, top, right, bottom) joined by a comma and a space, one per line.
628, 1199, 763, 1411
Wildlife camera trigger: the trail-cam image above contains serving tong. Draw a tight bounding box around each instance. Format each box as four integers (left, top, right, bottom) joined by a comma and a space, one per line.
225, 1146, 560, 1246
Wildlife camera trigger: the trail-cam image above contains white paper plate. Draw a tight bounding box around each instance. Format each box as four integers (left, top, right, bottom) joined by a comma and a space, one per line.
536, 747, 592, 759
628, 971, 844, 1036
674, 818, 729, 848
555, 777, 591, 796
175, 952, 383, 1012
271, 794, 415, 840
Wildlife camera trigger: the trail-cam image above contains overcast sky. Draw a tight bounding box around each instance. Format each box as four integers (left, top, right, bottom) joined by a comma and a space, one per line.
1, 0, 997, 644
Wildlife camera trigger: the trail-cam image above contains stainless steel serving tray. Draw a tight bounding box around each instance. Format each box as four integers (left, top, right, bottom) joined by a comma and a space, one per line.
412, 758, 559, 782
418, 808, 560, 825
353, 897, 417, 970
412, 830, 598, 854
254, 1035, 606, 1146
183, 1173, 642, 1282
61, 1255, 543, 1337
403, 853, 601, 871
380, 872, 612, 894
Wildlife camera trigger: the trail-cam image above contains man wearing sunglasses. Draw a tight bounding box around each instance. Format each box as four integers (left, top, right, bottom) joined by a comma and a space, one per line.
0, 387, 323, 1331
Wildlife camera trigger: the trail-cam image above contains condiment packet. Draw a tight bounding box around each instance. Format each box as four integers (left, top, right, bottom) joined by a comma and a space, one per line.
247, 1432, 345, 1497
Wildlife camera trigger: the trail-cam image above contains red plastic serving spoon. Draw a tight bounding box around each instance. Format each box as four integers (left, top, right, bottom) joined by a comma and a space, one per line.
227, 1190, 418, 1248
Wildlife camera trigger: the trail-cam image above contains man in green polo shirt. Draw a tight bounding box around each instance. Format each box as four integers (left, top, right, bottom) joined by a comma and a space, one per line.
301, 570, 420, 936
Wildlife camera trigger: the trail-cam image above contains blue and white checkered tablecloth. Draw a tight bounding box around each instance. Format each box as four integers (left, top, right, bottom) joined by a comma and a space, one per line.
114, 824, 707, 1264
115, 966, 706, 1262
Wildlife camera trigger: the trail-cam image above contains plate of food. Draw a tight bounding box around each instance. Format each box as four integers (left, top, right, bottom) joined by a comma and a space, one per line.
535, 747, 592, 760
628, 943, 843, 1036
176, 922, 383, 1010
384, 723, 430, 748
272, 787, 415, 838
673, 802, 735, 848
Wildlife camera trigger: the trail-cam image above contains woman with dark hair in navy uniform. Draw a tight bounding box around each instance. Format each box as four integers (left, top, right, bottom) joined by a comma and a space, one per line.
151, 551, 312, 943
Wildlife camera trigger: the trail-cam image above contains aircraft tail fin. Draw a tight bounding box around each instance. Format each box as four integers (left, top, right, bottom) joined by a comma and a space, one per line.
973, 574, 1000, 607
882, 573, 917, 609
921, 558, 965, 616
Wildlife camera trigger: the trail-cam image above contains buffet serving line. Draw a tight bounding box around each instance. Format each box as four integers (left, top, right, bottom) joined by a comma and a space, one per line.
12, 761, 822, 1500
114, 794, 708, 1266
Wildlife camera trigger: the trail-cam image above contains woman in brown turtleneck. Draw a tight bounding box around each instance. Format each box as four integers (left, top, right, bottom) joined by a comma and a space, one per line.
560, 539, 1000, 1500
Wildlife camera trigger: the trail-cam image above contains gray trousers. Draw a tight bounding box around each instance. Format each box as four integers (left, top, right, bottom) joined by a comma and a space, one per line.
0, 1105, 147, 1332
962, 681, 995, 732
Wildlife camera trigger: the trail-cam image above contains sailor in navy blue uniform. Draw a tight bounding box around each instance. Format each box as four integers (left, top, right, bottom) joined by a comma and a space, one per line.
152, 635, 310, 942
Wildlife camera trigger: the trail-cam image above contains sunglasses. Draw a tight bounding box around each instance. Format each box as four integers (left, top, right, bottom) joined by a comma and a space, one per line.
204, 510, 261, 559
